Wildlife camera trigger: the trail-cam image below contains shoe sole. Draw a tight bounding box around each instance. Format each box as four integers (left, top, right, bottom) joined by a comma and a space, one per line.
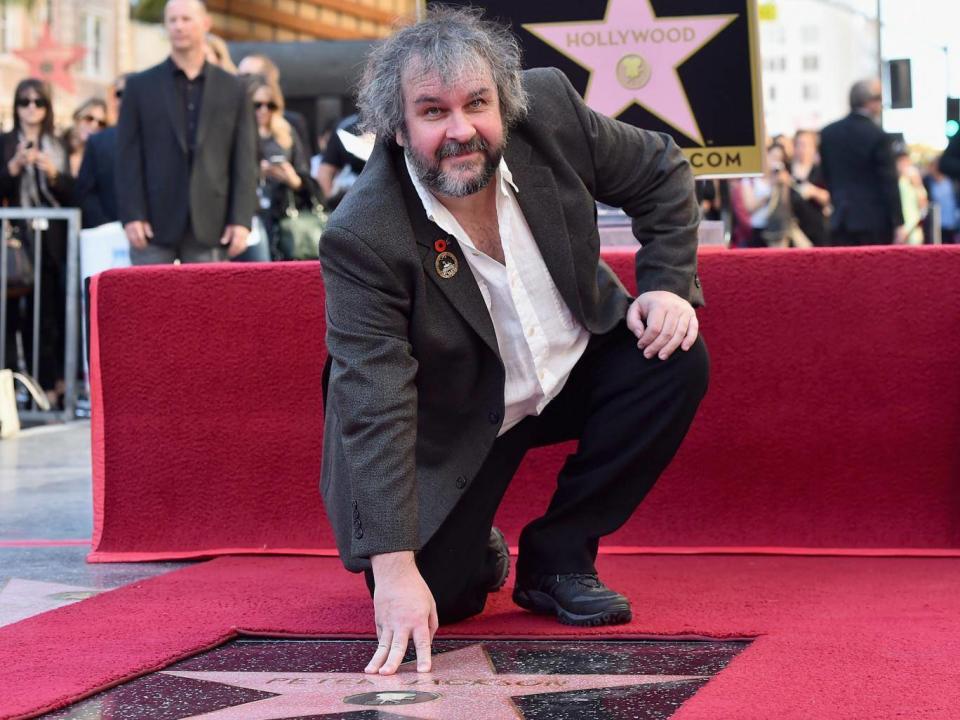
488, 527, 510, 592
513, 588, 632, 627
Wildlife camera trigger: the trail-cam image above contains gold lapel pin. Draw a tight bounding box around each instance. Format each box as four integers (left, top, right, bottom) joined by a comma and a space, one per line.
434, 239, 458, 279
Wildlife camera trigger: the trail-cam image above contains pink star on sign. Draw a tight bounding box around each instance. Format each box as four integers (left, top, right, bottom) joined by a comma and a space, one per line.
523, 0, 737, 145
163, 642, 705, 718
13, 25, 86, 94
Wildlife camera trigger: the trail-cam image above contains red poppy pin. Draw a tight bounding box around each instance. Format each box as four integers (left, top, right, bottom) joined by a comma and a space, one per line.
434, 239, 447, 253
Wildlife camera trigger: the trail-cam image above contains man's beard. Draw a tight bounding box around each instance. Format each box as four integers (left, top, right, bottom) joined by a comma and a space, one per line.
404, 131, 504, 198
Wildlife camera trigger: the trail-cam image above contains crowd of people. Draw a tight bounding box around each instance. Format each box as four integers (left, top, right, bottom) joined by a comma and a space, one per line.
0, 0, 363, 403
714, 79, 960, 249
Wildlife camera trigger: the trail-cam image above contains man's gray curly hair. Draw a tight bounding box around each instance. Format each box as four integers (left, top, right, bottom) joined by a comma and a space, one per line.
356, 5, 529, 143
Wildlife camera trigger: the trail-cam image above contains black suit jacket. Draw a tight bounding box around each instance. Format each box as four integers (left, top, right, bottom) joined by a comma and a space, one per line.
75, 127, 117, 228
115, 58, 257, 247
819, 112, 903, 234
941, 133, 960, 182
319, 67, 702, 571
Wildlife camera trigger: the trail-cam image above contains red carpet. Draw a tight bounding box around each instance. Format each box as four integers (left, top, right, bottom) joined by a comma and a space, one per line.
87, 246, 960, 561
3, 554, 960, 719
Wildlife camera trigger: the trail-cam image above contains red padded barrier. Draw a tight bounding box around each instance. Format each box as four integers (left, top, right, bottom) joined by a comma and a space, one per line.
88, 246, 960, 561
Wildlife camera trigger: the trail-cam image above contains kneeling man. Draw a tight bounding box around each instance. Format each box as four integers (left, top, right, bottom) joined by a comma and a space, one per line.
319, 7, 709, 676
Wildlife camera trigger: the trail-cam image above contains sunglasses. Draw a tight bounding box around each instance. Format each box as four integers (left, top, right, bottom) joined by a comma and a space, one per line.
16, 97, 47, 109
79, 114, 107, 128
253, 101, 278, 111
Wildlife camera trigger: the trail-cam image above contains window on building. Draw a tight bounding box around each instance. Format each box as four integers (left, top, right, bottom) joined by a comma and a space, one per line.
79, 13, 105, 78
802, 85, 819, 101
769, 85, 777, 102
802, 56, 819, 71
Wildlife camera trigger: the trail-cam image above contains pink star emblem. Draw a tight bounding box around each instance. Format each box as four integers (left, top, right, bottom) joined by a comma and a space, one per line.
523, 0, 737, 145
163, 643, 705, 718
13, 25, 86, 94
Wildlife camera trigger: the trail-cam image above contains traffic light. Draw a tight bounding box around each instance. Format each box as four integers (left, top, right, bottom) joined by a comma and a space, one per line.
948, 97, 960, 138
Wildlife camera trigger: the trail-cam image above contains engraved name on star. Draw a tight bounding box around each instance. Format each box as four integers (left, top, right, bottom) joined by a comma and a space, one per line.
163, 643, 706, 719
523, 0, 737, 145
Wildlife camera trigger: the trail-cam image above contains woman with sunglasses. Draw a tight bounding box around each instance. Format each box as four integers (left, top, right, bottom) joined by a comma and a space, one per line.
250, 78, 315, 260
65, 98, 108, 178
1, 79, 73, 405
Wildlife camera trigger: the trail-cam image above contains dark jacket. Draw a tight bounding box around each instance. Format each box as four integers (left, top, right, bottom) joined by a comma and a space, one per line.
940, 133, 960, 182
319, 67, 702, 571
115, 58, 258, 247
0, 131, 73, 209
819, 112, 903, 234
75, 126, 118, 228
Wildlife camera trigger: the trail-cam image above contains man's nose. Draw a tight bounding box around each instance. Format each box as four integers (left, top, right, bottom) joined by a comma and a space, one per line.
445, 111, 476, 144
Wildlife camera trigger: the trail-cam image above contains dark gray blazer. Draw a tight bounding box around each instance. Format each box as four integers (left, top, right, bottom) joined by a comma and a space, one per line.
115, 58, 257, 247
319, 67, 702, 572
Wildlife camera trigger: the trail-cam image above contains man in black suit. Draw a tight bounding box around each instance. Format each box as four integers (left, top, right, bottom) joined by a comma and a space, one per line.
116, 0, 256, 264
320, 8, 708, 675
75, 74, 127, 229
819, 79, 905, 246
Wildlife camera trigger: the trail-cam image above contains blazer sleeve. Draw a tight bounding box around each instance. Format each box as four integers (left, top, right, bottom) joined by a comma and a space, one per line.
76, 138, 108, 228
115, 76, 148, 224
226, 86, 258, 229
940, 133, 960, 182
874, 130, 904, 228
319, 225, 420, 558
548, 68, 702, 305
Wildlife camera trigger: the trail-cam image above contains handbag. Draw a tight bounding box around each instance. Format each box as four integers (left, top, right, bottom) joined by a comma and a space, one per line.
277, 190, 328, 261
3, 223, 34, 298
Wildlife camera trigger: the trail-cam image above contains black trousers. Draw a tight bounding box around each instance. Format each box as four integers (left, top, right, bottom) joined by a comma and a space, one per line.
366, 323, 710, 624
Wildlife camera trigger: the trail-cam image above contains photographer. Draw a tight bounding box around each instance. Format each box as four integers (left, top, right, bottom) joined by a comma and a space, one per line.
739, 143, 812, 248
249, 77, 315, 259
1, 79, 73, 405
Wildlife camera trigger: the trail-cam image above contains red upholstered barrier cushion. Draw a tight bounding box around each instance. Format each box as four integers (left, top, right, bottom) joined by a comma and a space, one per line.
88, 246, 960, 562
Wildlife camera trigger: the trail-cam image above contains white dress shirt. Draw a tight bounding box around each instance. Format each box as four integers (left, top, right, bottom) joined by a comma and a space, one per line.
406, 155, 590, 435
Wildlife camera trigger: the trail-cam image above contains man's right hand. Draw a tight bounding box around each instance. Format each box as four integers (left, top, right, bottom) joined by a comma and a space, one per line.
124, 221, 154, 250
365, 551, 437, 676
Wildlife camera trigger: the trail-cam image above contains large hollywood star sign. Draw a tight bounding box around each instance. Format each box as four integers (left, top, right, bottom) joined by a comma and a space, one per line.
428, 0, 765, 177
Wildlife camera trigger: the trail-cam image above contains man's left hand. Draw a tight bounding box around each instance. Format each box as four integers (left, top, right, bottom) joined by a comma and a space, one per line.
220, 225, 249, 258
626, 291, 699, 361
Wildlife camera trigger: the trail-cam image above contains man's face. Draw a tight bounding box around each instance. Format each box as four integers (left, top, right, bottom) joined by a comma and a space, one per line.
397, 63, 505, 199
164, 0, 210, 54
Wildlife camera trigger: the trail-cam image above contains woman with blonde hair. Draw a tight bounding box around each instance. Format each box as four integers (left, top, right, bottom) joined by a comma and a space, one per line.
249, 78, 314, 260
205, 33, 237, 74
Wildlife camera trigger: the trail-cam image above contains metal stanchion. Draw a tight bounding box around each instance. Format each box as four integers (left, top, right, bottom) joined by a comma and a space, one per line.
0, 207, 82, 424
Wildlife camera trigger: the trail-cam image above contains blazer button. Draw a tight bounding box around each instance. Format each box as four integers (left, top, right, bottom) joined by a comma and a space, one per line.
354, 527, 364, 539
456, 476, 467, 489
488, 411, 501, 425
694, 275, 701, 289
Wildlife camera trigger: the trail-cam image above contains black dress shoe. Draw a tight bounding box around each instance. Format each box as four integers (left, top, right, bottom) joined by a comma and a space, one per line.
513, 573, 632, 626
485, 527, 510, 592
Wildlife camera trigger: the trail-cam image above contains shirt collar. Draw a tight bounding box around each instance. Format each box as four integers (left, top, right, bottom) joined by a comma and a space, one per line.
169, 56, 207, 79
404, 153, 518, 223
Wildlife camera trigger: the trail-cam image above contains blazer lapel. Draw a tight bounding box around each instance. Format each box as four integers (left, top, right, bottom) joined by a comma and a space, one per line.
504, 139, 584, 320
160, 63, 187, 154
394, 151, 500, 358
195, 65, 215, 150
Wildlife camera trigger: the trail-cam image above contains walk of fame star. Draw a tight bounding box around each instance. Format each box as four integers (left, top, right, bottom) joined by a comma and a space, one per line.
13, 25, 86, 94
163, 643, 707, 718
523, 0, 737, 146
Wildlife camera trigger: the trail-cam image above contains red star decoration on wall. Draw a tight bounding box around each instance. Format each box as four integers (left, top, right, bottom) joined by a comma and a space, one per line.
13, 25, 86, 94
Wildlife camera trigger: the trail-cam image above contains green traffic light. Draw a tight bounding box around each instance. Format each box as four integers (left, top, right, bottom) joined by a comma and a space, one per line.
948, 120, 960, 138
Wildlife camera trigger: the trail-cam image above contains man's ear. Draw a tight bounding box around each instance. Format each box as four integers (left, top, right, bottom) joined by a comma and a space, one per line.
395, 128, 405, 147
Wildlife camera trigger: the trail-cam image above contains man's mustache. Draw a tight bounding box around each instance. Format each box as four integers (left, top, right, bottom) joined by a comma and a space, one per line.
436, 135, 489, 161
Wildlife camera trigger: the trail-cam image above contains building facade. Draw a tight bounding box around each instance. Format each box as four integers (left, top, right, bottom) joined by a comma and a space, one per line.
758, 0, 879, 138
